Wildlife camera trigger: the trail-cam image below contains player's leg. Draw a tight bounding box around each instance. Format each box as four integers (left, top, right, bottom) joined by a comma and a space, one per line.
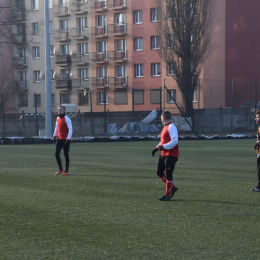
162, 156, 178, 200
156, 155, 166, 183
55, 139, 64, 175
63, 140, 70, 175
252, 157, 260, 191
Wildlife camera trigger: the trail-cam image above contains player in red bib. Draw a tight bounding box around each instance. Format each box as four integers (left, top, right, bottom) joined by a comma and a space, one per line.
53, 106, 73, 176
152, 111, 179, 201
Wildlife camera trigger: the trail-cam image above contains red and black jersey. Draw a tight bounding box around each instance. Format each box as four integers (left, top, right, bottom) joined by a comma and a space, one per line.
157, 122, 179, 157
53, 115, 73, 140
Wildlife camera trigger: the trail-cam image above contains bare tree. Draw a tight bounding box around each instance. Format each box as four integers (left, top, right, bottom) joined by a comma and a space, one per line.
0, 0, 42, 55
0, 62, 15, 115
156, 0, 216, 120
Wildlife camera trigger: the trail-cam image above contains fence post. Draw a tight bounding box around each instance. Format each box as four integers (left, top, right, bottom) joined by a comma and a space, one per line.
231, 78, 234, 134
255, 82, 257, 130
34, 92, 39, 136
197, 79, 200, 136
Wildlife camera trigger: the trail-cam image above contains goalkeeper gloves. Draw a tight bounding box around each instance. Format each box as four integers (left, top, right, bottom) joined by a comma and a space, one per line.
158, 145, 164, 151
254, 141, 260, 149
152, 148, 158, 156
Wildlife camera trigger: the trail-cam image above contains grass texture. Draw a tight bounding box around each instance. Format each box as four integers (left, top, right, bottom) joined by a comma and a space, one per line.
0, 139, 260, 259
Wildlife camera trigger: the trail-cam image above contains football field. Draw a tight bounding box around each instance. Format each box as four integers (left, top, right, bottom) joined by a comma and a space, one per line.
1, 139, 260, 259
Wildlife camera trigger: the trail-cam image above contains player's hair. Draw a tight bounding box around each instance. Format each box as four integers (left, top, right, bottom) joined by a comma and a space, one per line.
162, 110, 172, 120
255, 110, 260, 116
58, 105, 66, 111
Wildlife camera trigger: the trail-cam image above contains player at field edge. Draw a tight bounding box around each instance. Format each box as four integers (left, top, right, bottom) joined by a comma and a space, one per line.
152, 110, 179, 201
53, 105, 73, 176
252, 110, 260, 191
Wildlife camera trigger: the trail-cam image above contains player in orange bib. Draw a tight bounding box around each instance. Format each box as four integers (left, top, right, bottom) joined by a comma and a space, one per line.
53, 105, 73, 176
152, 111, 179, 201
252, 110, 260, 191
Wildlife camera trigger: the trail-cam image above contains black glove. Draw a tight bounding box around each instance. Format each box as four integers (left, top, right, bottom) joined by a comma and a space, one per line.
152, 148, 158, 156
65, 139, 70, 146
254, 141, 260, 149
53, 136, 56, 142
158, 145, 164, 151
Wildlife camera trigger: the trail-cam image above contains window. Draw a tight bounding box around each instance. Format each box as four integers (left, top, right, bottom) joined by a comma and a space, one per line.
60, 44, 70, 54
168, 89, 176, 103
115, 12, 126, 25
98, 67, 108, 78
78, 93, 89, 106
151, 63, 160, 77
20, 94, 28, 106
116, 65, 126, 77
49, 21, 53, 33
191, 61, 197, 74
59, 19, 70, 31
151, 36, 160, 49
116, 39, 126, 51
61, 93, 71, 104
191, 31, 197, 45
193, 89, 197, 102
134, 37, 143, 51
115, 90, 127, 104
168, 63, 175, 75
150, 89, 161, 104
31, 0, 38, 10
19, 71, 27, 81
49, 0, 53, 8
151, 8, 160, 22
50, 45, 54, 57
168, 34, 177, 48
97, 41, 107, 53
17, 48, 26, 58
60, 69, 70, 79
78, 17, 88, 29
77, 43, 88, 54
33, 71, 41, 82
98, 92, 108, 104
135, 64, 143, 77
133, 90, 144, 104
78, 68, 88, 79
32, 23, 39, 35
60, 0, 69, 6
97, 15, 107, 27
51, 70, 55, 81
52, 94, 55, 105
17, 23, 25, 35
134, 10, 142, 24
32, 46, 40, 58
34, 94, 41, 107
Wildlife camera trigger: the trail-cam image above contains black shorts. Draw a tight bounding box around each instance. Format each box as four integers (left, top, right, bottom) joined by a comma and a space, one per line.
156, 155, 178, 180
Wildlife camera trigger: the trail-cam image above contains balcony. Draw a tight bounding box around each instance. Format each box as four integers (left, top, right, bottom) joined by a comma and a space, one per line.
53, 4, 70, 17
71, 54, 90, 65
54, 30, 71, 42
90, 0, 107, 12
55, 78, 72, 90
91, 52, 108, 63
108, 23, 127, 36
109, 0, 126, 9
55, 55, 71, 66
109, 77, 127, 88
13, 56, 27, 68
12, 10, 26, 21
70, 27, 89, 39
70, 1, 88, 14
12, 33, 26, 45
91, 26, 108, 38
13, 80, 28, 93
109, 51, 127, 62
92, 77, 109, 88
72, 78, 90, 89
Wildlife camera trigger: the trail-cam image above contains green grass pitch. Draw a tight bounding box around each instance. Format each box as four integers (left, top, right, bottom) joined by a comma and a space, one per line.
1, 139, 260, 259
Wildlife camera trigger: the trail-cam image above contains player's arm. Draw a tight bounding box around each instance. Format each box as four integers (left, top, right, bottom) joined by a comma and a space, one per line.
53, 118, 58, 138
161, 124, 178, 150
65, 116, 73, 140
